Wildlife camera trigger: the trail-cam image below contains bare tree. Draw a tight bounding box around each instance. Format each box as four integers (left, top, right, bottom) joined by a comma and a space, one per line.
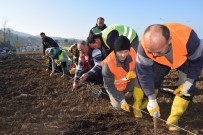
3, 20, 7, 44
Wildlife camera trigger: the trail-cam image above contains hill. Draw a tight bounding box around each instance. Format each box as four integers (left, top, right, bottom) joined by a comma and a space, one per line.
0, 28, 82, 50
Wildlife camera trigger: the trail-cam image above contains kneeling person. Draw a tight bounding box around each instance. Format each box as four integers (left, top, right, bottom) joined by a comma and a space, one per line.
45, 47, 72, 77
72, 41, 104, 91
101, 36, 145, 118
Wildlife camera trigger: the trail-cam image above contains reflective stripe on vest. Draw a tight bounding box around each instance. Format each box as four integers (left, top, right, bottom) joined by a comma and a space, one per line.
102, 25, 137, 49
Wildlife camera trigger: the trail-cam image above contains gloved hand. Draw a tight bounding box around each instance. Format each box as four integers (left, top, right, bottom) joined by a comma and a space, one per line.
69, 68, 76, 75
126, 71, 136, 80
173, 81, 193, 96
121, 100, 130, 112
147, 99, 160, 117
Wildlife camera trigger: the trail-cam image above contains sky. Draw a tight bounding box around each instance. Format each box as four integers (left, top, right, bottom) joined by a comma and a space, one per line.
0, 0, 203, 39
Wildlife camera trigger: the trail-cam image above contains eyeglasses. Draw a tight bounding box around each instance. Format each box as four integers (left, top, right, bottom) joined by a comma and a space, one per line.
150, 40, 171, 57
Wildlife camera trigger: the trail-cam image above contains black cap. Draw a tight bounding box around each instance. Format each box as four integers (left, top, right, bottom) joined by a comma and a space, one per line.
114, 36, 130, 52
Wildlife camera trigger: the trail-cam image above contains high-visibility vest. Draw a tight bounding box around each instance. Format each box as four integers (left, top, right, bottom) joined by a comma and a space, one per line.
101, 47, 136, 91
54, 50, 70, 66
101, 25, 137, 49
141, 23, 192, 69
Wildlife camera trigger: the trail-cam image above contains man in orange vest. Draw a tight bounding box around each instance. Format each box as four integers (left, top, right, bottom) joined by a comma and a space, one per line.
102, 36, 146, 118
136, 23, 203, 131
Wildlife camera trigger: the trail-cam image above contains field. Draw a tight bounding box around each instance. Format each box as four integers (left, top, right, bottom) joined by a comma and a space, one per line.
0, 54, 202, 135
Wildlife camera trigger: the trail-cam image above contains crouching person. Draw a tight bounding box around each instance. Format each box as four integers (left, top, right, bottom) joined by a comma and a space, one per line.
101, 36, 146, 118
45, 47, 72, 77
72, 41, 104, 91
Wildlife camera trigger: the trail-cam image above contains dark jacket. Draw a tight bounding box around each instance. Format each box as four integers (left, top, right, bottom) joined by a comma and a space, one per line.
89, 24, 107, 36
42, 36, 59, 55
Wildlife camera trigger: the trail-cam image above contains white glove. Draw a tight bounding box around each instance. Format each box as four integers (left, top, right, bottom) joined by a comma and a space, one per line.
147, 99, 160, 117
182, 80, 193, 94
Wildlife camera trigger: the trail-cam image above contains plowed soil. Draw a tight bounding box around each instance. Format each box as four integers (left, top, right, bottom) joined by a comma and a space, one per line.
0, 54, 202, 135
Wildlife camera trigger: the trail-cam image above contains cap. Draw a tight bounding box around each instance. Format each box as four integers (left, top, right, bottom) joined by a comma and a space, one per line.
114, 36, 130, 52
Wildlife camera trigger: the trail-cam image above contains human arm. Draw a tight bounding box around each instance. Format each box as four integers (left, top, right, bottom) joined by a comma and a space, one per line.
136, 42, 160, 116
72, 57, 83, 91
50, 58, 56, 76
106, 30, 119, 51
186, 30, 203, 80
174, 30, 203, 96
102, 63, 125, 103
136, 42, 155, 99
74, 57, 83, 82
86, 49, 102, 76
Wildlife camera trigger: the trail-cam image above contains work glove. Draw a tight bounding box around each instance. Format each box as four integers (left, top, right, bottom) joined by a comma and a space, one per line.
69, 68, 76, 75
173, 80, 193, 96
126, 71, 136, 80
147, 99, 160, 117
121, 100, 130, 112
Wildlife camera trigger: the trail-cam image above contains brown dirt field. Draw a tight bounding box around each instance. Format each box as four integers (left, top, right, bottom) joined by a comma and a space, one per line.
0, 54, 202, 135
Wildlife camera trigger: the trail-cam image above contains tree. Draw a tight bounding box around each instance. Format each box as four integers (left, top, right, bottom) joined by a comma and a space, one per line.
3, 20, 7, 44
0, 31, 3, 45
14, 35, 20, 49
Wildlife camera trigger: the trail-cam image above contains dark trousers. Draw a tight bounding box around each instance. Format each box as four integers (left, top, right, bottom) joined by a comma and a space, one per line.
153, 61, 196, 100
80, 70, 103, 85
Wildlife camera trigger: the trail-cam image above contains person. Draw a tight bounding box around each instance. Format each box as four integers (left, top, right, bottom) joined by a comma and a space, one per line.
72, 41, 104, 91
89, 17, 107, 36
40, 32, 59, 71
68, 43, 79, 65
45, 47, 72, 77
101, 36, 146, 118
136, 23, 203, 131
87, 24, 139, 57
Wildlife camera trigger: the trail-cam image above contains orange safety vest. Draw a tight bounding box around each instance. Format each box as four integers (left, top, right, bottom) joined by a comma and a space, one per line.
141, 23, 192, 69
101, 47, 136, 91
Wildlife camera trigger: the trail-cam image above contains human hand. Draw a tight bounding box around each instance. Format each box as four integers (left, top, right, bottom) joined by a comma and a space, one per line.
121, 100, 130, 112
126, 71, 136, 80
147, 99, 160, 117
56, 60, 61, 65
173, 81, 193, 96
80, 73, 88, 82
50, 72, 54, 77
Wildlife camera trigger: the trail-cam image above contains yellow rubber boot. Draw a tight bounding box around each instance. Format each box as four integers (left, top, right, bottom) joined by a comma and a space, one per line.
133, 87, 144, 118
140, 89, 159, 109
167, 96, 189, 131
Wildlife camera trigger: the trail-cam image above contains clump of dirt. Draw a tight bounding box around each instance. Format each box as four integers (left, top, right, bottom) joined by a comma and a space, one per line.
0, 55, 202, 135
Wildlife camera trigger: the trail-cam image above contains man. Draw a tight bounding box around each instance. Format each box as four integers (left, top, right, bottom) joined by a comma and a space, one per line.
45, 47, 72, 77
40, 32, 59, 71
68, 43, 79, 65
87, 24, 139, 57
89, 17, 107, 36
136, 23, 203, 131
72, 41, 104, 91
102, 36, 145, 118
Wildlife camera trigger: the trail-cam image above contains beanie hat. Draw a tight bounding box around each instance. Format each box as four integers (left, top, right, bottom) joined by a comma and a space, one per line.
114, 36, 131, 52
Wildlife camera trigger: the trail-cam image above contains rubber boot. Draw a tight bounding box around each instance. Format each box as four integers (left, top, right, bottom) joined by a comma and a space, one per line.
133, 87, 144, 118
140, 89, 159, 109
167, 96, 189, 131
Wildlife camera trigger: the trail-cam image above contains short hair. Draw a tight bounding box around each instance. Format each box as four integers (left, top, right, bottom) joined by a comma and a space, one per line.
78, 40, 87, 46
86, 34, 100, 45
97, 17, 104, 21
40, 32, 45, 36
144, 24, 170, 41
